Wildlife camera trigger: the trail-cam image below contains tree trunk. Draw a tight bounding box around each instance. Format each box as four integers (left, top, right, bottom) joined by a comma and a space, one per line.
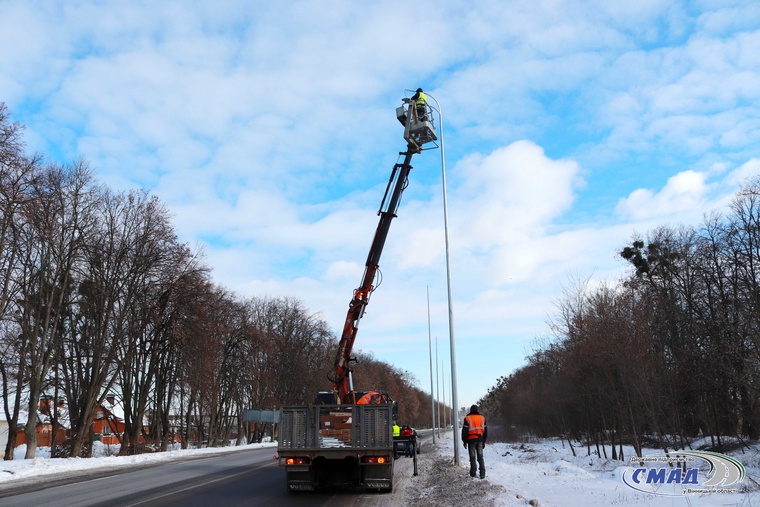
2, 360, 23, 460
24, 391, 41, 459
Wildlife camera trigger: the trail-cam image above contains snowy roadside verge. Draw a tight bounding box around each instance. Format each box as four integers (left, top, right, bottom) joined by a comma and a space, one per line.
396, 432, 760, 507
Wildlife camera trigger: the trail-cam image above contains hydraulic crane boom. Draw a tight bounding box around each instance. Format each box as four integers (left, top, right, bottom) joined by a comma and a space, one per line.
329, 95, 438, 403
279, 94, 436, 494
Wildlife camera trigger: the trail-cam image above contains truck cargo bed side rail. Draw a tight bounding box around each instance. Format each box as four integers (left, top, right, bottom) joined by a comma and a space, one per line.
278, 404, 393, 451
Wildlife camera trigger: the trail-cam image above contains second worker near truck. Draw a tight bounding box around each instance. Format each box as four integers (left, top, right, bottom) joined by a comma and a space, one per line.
462, 404, 487, 479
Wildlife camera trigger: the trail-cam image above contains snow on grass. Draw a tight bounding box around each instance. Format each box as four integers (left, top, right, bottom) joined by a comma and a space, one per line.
399, 432, 760, 507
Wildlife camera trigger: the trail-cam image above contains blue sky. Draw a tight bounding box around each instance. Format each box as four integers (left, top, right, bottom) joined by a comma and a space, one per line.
2, 0, 759, 409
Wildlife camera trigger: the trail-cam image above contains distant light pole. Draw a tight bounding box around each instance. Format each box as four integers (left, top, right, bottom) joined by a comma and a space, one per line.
436, 337, 441, 438
441, 357, 448, 429
441, 356, 446, 428
427, 286, 435, 444
425, 92, 461, 465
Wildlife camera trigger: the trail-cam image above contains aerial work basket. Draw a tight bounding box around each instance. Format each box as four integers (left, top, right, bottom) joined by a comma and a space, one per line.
396, 99, 438, 151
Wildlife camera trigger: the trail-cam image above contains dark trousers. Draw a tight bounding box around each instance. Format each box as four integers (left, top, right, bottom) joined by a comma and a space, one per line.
467, 441, 485, 478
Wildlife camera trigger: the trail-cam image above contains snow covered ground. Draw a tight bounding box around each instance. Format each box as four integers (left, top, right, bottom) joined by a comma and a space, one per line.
2, 434, 759, 506
396, 432, 760, 507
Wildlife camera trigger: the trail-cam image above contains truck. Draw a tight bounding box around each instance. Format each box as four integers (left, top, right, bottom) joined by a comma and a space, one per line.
277, 92, 437, 492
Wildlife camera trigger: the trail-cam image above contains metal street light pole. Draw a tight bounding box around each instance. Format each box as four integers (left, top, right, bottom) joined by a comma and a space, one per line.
436, 336, 441, 438
425, 92, 461, 465
427, 286, 436, 444
441, 357, 446, 428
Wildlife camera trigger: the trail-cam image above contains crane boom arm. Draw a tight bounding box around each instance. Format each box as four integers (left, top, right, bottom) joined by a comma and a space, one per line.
330, 147, 417, 403
327, 96, 438, 404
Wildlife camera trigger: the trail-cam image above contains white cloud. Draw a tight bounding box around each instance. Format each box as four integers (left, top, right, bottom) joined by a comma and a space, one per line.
454, 140, 581, 241
615, 170, 708, 221
596, 28, 760, 165
615, 159, 760, 225
696, 3, 760, 36
725, 158, 760, 188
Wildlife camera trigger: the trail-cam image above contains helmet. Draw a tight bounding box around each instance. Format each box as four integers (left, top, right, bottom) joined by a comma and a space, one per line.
416, 88, 423, 92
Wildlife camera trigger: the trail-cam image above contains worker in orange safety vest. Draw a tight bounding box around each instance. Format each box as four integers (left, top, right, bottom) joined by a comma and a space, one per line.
357, 391, 383, 404
461, 404, 487, 479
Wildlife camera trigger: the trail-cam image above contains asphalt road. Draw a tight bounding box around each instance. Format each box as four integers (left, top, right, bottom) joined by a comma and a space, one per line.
0, 433, 432, 507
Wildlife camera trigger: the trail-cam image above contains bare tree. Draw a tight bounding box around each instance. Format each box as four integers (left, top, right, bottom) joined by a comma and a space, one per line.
63, 190, 175, 457
246, 297, 334, 407
117, 238, 204, 454
0, 103, 39, 460
16, 162, 95, 458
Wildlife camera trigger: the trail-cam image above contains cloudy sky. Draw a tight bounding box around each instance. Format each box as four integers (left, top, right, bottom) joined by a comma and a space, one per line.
2, 0, 759, 409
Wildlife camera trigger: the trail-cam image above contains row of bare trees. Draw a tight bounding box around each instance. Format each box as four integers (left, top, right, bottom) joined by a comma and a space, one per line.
0, 103, 443, 460
480, 180, 760, 457
351, 350, 448, 429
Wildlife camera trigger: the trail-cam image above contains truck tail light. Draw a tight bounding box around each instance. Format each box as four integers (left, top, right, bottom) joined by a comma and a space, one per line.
362, 456, 389, 464
285, 457, 310, 465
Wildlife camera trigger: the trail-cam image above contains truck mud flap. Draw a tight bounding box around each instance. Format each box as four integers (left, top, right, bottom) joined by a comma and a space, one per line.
286, 469, 316, 492
363, 478, 393, 492
362, 463, 394, 492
